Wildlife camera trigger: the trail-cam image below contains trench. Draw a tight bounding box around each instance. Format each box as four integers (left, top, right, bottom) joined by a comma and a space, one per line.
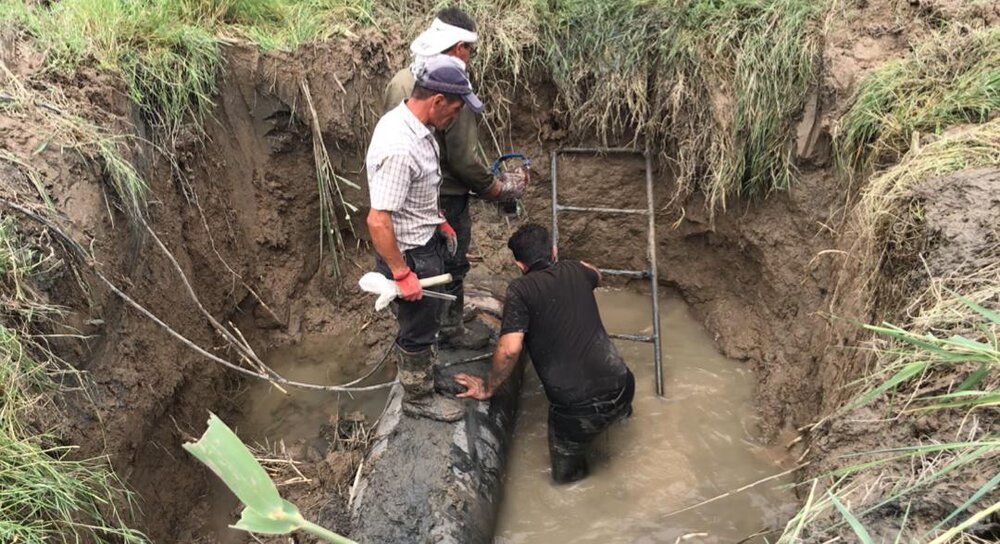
63, 48, 837, 540
199, 286, 799, 542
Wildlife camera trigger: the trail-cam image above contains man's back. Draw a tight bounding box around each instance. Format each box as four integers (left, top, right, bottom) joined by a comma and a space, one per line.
501, 260, 629, 406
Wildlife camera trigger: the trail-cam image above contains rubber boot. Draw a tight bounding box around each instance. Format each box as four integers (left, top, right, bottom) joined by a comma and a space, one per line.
439, 283, 490, 350
396, 346, 465, 422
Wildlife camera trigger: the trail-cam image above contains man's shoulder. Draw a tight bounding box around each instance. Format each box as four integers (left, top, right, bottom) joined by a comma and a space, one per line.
370, 106, 413, 149
554, 260, 585, 273
385, 68, 415, 104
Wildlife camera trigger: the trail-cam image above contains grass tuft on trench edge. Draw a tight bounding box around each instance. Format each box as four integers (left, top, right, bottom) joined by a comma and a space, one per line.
387, 0, 824, 211
780, 121, 1000, 542
835, 25, 1000, 174
5, 0, 828, 212
0, 217, 148, 544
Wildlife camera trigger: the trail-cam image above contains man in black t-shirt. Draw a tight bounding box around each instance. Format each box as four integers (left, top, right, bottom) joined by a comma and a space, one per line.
455, 223, 635, 483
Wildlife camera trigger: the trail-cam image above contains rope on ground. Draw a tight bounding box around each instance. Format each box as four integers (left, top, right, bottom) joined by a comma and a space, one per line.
662, 463, 809, 518
0, 197, 395, 393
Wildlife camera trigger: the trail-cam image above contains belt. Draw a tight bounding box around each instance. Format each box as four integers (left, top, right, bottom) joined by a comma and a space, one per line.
550, 375, 632, 415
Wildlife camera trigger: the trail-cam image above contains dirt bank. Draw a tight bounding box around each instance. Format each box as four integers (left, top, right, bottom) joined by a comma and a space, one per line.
2, 31, 401, 541
804, 167, 1000, 540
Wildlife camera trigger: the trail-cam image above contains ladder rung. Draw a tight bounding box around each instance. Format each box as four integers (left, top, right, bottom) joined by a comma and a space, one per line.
556, 204, 648, 215
609, 333, 655, 343
599, 268, 649, 279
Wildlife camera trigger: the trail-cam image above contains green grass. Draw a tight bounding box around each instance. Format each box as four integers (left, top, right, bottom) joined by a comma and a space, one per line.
782, 119, 1000, 539
2, 0, 374, 142
779, 292, 999, 541
0, 218, 148, 544
380, 0, 824, 210
836, 25, 1000, 173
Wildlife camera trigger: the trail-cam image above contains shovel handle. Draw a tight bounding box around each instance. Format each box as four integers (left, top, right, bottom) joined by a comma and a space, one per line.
418, 273, 453, 288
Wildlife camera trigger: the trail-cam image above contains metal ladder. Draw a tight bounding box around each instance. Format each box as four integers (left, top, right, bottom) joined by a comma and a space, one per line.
550, 147, 664, 397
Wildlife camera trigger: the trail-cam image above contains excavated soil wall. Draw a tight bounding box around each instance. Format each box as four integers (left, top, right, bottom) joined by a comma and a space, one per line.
4, 35, 854, 541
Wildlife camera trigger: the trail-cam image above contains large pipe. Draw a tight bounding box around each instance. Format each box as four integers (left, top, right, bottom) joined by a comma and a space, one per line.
345, 346, 523, 543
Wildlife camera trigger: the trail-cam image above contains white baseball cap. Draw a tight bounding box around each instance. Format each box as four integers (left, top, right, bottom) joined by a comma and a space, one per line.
410, 18, 478, 57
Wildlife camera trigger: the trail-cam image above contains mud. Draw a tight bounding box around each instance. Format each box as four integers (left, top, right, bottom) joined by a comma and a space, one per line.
496, 290, 799, 543
194, 333, 390, 544
2, 31, 399, 541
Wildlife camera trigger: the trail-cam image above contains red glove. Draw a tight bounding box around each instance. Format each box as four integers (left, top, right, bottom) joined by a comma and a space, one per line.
438, 220, 458, 257
393, 267, 422, 301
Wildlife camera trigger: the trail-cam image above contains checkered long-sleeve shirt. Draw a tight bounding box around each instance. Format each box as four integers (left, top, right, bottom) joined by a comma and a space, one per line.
366, 102, 445, 252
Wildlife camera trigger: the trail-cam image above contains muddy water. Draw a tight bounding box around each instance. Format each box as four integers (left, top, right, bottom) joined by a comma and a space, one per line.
208, 334, 391, 542
494, 290, 798, 543
234, 334, 391, 444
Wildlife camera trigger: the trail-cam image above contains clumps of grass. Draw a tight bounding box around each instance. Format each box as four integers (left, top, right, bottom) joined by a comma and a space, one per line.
0, 218, 147, 543
785, 120, 1000, 541
650, 0, 822, 209
780, 283, 999, 542
836, 25, 1000, 173
5, 0, 373, 142
393, 0, 823, 211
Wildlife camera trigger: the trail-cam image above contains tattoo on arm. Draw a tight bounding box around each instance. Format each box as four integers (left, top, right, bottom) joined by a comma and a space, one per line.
487, 351, 517, 395
485, 333, 524, 396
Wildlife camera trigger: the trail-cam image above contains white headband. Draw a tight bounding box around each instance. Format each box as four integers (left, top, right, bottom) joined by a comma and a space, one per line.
410, 18, 478, 57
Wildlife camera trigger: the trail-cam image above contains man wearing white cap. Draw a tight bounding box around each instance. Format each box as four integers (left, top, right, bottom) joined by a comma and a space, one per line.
384, 8, 529, 351
367, 56, 485, 422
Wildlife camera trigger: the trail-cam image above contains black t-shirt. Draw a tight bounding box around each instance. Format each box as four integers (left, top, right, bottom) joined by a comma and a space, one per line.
501, 260, 629, 406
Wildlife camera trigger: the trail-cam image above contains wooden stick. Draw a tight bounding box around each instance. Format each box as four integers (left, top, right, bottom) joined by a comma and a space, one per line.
0, 197, 394, 393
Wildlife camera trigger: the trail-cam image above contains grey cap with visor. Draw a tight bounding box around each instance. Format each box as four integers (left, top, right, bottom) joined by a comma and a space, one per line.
416, 55, 484, 115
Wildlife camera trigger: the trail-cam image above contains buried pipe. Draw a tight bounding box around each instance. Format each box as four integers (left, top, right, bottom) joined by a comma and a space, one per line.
343, 337, 524, 543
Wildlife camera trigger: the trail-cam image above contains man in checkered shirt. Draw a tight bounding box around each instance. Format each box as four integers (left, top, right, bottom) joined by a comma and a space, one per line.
366, 55, 484, 422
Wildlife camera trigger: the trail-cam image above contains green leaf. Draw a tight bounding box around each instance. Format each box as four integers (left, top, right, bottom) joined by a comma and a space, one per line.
955, 364, 990, 392
183, 413, 356, 543
232, 499, 303, 535
829, 492, 874, 544
947, 288, 1000, 325
182, 413, 282, 513
926, 471, 1000, 537
846, 361, 927, 411
911, 391, 1000, 412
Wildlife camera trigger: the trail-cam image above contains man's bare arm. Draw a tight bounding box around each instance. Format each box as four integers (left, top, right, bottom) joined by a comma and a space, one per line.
455, 332, 524, 400
366, 208, 408, 275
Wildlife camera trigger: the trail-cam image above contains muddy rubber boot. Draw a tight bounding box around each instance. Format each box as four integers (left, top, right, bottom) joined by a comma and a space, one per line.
396, 346, 465, 422
439, 284, 490, 350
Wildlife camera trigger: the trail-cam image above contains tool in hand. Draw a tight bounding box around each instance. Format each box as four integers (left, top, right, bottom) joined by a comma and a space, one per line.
359, 272, 456, 311
490, 153, 531, 216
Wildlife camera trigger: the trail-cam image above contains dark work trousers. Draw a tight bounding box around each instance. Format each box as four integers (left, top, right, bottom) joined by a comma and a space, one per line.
439, 194, 472, 300
547, 370, 635, 484
375, 235, 446, 352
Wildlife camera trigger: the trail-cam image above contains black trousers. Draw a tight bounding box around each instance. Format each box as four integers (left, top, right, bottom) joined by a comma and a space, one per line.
547, 370, 635, 484
439, 194, 472, 293
375, 236, 445, 352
